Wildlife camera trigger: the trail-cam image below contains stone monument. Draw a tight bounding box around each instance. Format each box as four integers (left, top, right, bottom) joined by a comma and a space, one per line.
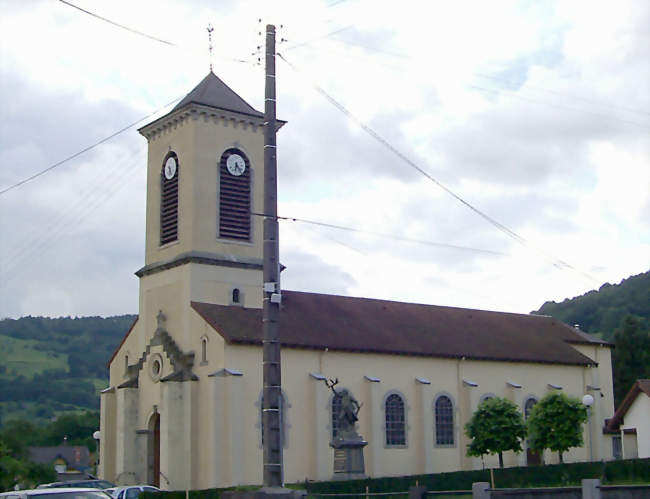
325, 378, 368, 479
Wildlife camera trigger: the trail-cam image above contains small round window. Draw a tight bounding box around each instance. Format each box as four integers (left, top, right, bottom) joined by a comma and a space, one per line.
150, 353, 163, 382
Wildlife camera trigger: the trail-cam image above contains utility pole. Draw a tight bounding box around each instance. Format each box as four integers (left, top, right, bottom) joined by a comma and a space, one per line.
262, 23, 283, 488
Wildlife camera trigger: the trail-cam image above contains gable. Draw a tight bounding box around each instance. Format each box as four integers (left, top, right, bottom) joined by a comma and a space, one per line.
606, 379, 650, 431
191, 290, 598, 366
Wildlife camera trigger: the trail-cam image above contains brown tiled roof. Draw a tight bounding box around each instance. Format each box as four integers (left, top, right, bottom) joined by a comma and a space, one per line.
191, 291, 601, 366
605, 379, 650, 432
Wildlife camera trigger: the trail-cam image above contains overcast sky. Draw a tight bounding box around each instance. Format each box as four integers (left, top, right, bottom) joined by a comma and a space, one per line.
1, 0, 648, 319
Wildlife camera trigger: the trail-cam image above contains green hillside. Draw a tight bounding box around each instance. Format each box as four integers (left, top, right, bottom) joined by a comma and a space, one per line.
533, 271, 650, 340
0, 315, 135, 426
533, 270, 650, 407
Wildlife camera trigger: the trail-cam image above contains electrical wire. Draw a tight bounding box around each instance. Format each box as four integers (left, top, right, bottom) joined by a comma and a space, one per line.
286, 39, 650, 129
0, 97, 180, 197
277, 52, 599, 282
252, 212, 509, 256
59, 0, 175, 46
58, 0, 253, 65
1, 149, 146, 284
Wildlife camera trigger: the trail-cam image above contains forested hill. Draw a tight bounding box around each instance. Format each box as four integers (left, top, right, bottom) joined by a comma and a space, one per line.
0, 315, 135, 426
533, 270, 650, 341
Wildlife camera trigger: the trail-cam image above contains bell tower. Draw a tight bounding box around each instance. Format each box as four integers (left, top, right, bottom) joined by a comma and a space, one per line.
134, 73, 283, 341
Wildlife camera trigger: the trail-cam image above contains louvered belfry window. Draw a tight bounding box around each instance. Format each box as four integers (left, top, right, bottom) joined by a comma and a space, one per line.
219, 148, 251, 241
160, 153, 179, 245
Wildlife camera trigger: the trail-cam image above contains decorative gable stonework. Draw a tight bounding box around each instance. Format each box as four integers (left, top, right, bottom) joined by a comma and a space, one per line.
118, 311, 198, 389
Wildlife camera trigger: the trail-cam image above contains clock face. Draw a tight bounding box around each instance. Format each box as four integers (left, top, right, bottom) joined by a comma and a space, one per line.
164, 157, 177, 180
226, 153, 246, 176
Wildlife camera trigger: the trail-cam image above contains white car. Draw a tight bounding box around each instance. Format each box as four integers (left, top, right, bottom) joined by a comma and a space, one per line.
0, 488, 113, 499
110, 487, 160, 499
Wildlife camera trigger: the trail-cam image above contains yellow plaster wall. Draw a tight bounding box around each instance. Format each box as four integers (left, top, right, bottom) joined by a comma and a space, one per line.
194, 343, 608, 486
622, 395, 650, 458
143, 114, 265, 267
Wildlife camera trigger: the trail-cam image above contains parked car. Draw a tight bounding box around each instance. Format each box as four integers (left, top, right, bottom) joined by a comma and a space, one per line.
1, 487, 113, 499
109, 487, 160, 499
37, 482, 114, 491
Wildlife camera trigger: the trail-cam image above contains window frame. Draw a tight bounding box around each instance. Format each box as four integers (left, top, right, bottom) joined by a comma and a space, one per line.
383, 391, 408, 448
434, 393, 456, 447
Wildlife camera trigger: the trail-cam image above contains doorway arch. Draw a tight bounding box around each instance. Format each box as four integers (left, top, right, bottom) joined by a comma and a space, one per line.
147, 411, 160, 486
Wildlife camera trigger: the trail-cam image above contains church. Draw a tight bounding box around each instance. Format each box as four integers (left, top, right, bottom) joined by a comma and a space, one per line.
98, 72, 616, 488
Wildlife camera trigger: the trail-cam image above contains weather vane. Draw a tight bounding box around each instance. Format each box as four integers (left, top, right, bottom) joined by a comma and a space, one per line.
207, 24, 214, 72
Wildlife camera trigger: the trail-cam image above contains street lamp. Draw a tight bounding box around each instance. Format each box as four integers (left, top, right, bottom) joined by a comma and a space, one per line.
582, 394, 594, 461
93, 430, 101, 475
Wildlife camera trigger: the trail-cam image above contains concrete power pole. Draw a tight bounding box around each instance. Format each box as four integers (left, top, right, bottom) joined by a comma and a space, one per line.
262, 23, 283, 488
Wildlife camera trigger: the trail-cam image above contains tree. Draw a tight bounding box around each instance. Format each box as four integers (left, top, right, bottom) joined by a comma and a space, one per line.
0, 435, 56, 491
465, 397, 527, 468
526, 392, 588, 463
612, 315, 650, 407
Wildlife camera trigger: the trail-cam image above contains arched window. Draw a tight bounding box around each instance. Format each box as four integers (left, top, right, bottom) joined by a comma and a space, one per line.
385, 393, 406, 446
160, 152, 179, 245
219, 148, 251, 241
232, 288, 240, 304
524, 397, 537, 419
435, 395, 454, 446
479, 393, 495, 405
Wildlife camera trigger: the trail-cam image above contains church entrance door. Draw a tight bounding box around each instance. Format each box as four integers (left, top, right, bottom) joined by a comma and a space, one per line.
148, 412, 161, 487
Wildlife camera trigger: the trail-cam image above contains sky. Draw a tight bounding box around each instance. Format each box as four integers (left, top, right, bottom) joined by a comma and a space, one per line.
0, 0, 648, 319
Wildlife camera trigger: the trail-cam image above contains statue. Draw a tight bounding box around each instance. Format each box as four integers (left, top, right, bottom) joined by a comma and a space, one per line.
325, 378, 363, 439
323, 378, 367, 478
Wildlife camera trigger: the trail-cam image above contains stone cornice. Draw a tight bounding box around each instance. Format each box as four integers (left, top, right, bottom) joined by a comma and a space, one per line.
135, 251, 263, 278
138, 103, 285, 141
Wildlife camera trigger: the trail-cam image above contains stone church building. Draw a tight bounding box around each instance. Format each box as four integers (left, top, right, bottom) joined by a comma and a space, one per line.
99, 72, 616, 488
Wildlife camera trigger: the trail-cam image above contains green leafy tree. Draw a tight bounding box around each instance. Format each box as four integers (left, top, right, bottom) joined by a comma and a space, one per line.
612, 315, 650, 407
0, 435, 56, 491
465, 397, 527, 468
526, 392, 588, 463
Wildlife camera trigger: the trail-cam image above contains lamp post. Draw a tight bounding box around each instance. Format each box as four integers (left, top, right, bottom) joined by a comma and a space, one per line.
582, 394, 594, 461
92, 430, 101, 477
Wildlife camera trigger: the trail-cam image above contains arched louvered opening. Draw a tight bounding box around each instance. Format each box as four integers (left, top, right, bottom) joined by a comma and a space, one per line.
160, 152, 179, 245
219, 148, 251, 241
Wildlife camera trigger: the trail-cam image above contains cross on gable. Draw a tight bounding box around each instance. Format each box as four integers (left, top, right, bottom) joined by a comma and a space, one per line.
157, 310, 166, 329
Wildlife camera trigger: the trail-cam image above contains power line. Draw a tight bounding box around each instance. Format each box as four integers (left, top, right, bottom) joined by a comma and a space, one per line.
1, 150, 146, 285
252, 212, 509, 256
469, 84, 650, 130
0, 97, 180, 197
277, 53, 598, 282
294, 35, 650, 124
58, 0, 253, 65
59, 0, 175, 46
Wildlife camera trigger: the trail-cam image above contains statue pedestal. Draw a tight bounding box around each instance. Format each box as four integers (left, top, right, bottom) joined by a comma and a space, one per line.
330, 434, 368, 480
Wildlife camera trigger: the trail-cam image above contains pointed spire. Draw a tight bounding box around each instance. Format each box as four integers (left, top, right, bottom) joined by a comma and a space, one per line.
171, 73, 263, 118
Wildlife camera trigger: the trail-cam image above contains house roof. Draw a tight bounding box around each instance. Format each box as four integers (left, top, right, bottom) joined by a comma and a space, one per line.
171, 72, 264, 118
605, 379, 650, 432
28, 445, 90, 469
190, 290, 601, 366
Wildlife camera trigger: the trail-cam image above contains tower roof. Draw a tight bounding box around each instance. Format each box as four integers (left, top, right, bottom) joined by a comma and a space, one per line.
172, 72, 264, 118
